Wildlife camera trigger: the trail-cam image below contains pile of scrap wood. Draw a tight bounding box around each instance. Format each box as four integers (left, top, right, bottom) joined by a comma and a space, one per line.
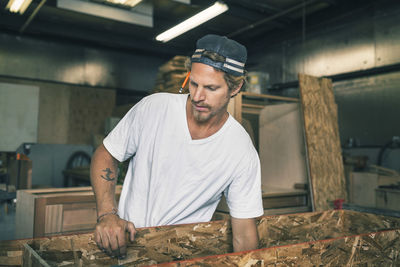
4, 210, 400, 266
153, 56, 189, 94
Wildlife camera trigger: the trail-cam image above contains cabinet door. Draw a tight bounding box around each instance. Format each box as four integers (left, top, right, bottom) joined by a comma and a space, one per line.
45, 202, 97, 235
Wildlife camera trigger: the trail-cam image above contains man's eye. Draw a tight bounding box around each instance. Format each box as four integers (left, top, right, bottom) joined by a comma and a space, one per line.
207, 86, 216, 91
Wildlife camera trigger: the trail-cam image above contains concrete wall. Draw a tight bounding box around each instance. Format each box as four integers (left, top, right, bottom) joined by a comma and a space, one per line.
0, 33, 168, 92
0, 33, 170, 147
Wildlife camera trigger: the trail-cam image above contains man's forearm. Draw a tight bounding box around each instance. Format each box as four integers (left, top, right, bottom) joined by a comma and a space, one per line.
231, 217, 259, 252
90, 144, 119, 215
233, 233, 259, 252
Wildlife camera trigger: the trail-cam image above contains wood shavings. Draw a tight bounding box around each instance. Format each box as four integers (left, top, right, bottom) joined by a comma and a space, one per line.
6, 210, 400, 266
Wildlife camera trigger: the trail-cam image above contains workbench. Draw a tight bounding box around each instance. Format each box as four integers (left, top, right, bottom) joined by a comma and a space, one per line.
2, 209, 399, 266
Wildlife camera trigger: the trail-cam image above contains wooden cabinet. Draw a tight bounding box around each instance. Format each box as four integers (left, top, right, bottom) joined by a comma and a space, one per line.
15, 186, 122, 239
228, 91, 299, 150
228, 92, 299, 123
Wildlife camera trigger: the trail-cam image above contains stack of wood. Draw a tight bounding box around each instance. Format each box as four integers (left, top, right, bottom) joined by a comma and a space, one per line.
153, 55, 189, 94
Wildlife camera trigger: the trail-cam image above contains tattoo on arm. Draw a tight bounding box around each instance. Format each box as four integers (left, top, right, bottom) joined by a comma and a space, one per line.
100, 168, 116, 182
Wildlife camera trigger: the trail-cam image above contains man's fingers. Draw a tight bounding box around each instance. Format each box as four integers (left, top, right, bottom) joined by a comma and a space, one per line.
99, 231, 112, 255
94, 217, 134, 258
116, 230, 126, 259
107, 230, 120, 258
94, 229, 102, 248
126, 222, 137, 242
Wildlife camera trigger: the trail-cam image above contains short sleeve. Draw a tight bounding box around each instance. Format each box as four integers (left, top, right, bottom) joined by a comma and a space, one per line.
103, 97, 146, 162
224, 148, 264, 219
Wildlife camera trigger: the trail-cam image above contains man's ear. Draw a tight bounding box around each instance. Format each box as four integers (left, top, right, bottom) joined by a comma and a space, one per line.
230, 80, 244, 98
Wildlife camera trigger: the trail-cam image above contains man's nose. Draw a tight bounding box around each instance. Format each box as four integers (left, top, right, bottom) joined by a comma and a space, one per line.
192, 87, 205, 102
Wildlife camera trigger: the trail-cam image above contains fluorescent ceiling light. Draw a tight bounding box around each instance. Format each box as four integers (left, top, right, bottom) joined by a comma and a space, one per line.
104, 0, 142, 8
156, 1, 228, 43
6, 0, 33, 14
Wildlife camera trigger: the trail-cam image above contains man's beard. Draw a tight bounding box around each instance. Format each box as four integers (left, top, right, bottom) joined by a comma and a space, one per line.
191, 101, 212, 123
191, 99, 229, 123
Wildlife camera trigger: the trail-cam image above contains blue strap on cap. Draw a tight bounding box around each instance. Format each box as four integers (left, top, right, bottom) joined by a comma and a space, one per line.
191, 34, 247, 76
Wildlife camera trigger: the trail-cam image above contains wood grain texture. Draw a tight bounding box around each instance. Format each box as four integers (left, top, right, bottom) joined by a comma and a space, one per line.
16, 186, 122, 238
299, 74, 347, 211
162, 230, 400, 267
15, 190, 36, 239
45, 205, 63, 235
12, 210, 400, 266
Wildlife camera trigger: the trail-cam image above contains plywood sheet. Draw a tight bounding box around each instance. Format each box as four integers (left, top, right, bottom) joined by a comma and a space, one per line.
162, 229, 400, 266
299, 74, 347, 211
10, 210, 400, 266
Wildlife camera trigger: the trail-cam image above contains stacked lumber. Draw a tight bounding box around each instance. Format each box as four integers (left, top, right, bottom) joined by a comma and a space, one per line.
4, 210, 400, 266
153, 56, 189, 94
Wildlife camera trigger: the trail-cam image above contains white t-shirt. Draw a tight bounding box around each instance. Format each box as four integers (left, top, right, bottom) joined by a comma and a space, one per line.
103, 93, 263, 228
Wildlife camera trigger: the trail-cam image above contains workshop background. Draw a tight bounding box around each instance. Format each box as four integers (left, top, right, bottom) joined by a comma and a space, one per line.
0, 0, 399, 249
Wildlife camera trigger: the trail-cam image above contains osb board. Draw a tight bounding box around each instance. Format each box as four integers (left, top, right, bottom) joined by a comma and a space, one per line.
68, 87, 115, 144
161, 229, 400, 266
257, 209, 400, 249
299, 74, 347, 211
13, 210, 400, 266
23, 220, 231, 267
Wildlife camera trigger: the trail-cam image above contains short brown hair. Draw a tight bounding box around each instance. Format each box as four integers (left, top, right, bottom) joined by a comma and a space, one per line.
185, 51, 247, 95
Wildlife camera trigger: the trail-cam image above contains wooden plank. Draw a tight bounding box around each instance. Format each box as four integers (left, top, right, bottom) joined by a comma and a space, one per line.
298, 74, 347, 211
45, 205, 63, 235
242, 103, 265, 109
234, 92, 242, 123
21, 186, 95, 194
34, 198, 47, 238
242, 91, 299, 102
23, 243, 51, 267
16, 190, 36, 239
227, 93, 241, 122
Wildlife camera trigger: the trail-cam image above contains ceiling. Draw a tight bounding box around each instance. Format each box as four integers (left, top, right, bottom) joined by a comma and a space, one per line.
0, 0, 377, 57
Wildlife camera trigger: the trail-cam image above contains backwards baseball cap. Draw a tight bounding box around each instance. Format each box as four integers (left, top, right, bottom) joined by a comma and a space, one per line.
191, 34, 247, 76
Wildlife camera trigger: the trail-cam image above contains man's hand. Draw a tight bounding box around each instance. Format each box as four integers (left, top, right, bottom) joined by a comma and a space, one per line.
94, 214, 136, 259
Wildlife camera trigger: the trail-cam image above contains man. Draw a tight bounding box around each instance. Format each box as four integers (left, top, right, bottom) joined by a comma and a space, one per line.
90, 34, 263, 259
